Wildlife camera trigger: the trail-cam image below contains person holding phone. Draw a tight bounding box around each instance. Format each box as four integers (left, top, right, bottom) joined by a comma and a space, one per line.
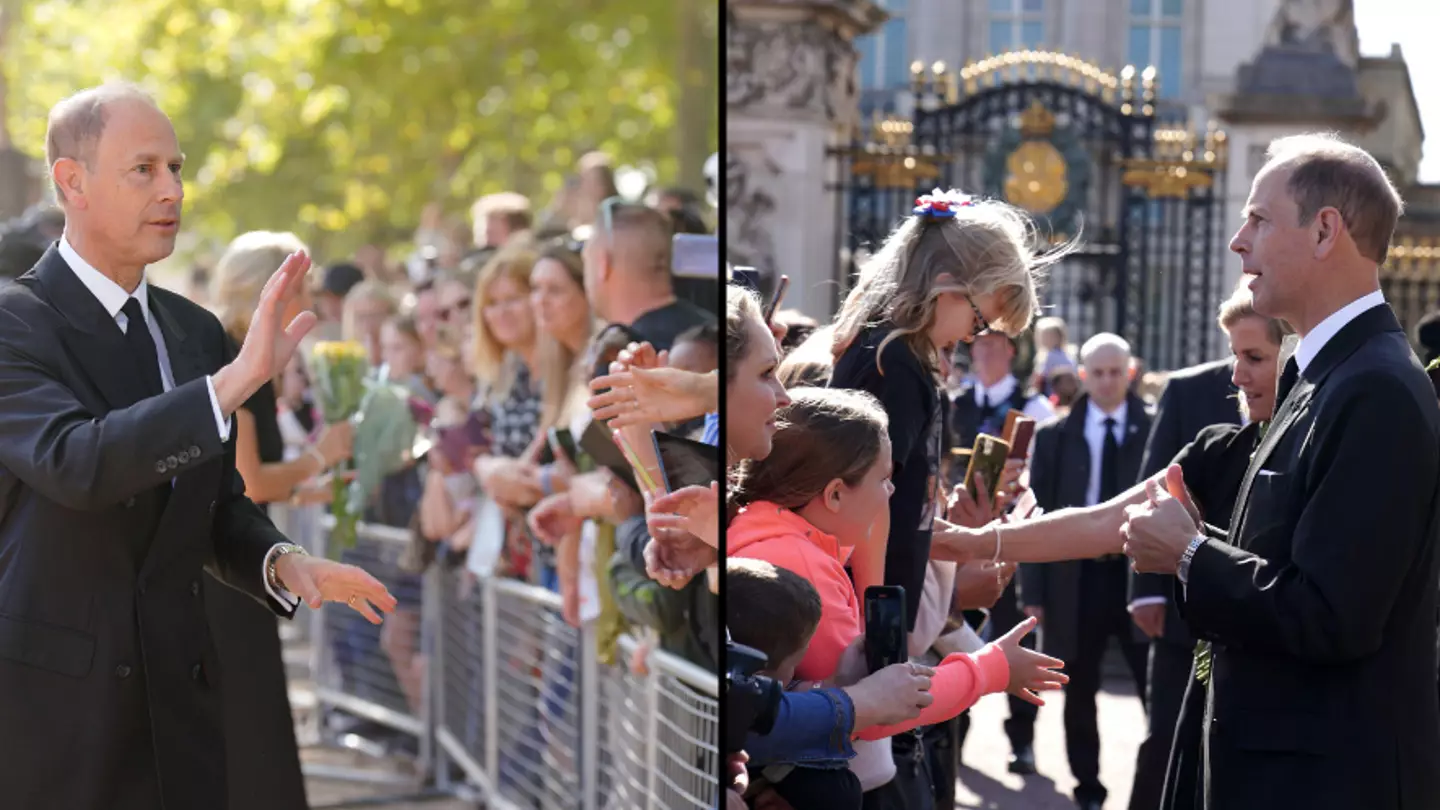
730, 388, 1066, 802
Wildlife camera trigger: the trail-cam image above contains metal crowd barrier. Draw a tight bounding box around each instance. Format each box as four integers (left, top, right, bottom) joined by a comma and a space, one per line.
285, 517, 720, 809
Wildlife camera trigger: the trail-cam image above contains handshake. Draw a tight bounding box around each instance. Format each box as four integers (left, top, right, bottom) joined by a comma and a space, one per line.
1121, 465, 1205, 575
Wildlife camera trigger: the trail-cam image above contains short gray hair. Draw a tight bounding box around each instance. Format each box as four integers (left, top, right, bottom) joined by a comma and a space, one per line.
45, 82, 160, 203
1264, 133, 1403, 264
1079, 332, 1131, 365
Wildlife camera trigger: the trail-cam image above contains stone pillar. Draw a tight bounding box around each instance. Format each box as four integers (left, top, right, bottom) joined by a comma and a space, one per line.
725, 0, 886, 321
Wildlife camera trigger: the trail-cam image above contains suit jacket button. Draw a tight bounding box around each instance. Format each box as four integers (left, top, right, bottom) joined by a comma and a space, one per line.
154, 461, 167, 474
189, 445, 201, 458
177, 450, 190, 464
191, 580, 200, 596
115, 664, 132, 679
166, 455, 179, 469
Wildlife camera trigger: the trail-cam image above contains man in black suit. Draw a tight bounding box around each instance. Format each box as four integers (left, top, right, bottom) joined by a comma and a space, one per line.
0, 83, 398, 809
1127, 357, 1240, 810
1022, 332, 1152, 810
1124, 133, 1440, 809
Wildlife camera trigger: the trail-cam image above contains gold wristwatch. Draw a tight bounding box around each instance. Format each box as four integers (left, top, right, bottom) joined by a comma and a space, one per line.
266, 543, 309, 592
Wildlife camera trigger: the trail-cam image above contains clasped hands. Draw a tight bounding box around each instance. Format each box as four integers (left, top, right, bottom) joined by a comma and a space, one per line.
1121, 465, 1204, 574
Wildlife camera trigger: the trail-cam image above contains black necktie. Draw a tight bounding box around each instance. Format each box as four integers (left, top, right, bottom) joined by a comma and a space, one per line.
1100, 416, 1120, 502
122, 297, 164, 398
979, 390, 991, 413
1275, 356, 1300, 412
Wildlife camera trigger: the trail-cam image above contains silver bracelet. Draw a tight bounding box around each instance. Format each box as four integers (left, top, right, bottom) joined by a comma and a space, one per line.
991, 523, 1004, 563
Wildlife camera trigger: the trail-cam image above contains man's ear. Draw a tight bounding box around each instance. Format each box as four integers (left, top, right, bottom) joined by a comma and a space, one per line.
52, 158, 85, 209
1314, 207, 1344, 259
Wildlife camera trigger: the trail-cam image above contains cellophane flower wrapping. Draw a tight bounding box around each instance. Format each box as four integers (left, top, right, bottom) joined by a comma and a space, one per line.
309, 341, 370, 556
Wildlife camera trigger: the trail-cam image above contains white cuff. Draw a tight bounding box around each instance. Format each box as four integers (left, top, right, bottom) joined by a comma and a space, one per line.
262, 544, 302, 609
206, 375, 233, 442
1128, 596, 1168, 612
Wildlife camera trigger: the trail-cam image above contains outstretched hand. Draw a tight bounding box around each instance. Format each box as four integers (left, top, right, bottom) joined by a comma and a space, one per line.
995, 616, 1068, 706
274, 553, 398, 624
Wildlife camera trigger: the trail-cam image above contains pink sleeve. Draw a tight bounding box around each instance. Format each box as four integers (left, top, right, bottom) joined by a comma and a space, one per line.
794, 571, 864, 682
854, 643, 1010, 741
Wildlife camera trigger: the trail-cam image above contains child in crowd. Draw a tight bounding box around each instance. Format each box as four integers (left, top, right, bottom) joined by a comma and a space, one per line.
727, 557, 860, 810
729, 388, 1066, 801
1031, 315, 1077, 395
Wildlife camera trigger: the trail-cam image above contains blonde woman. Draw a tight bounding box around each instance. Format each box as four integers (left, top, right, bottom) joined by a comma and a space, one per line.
208, 230, 355, 810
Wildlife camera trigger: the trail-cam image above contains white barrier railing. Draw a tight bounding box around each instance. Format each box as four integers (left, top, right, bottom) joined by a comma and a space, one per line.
285, 515, 719, 809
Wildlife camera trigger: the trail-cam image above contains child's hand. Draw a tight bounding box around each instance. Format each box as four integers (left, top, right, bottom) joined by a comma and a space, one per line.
995, 616, 1067, 706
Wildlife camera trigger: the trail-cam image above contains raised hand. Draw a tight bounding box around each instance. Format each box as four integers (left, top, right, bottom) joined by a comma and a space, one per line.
244, 251, 316, 383
646, 483, 719, 549
588, 365, 718, 428
995, 616, 1068, 705
213, 251, 317, 413
274, 553, 398, 624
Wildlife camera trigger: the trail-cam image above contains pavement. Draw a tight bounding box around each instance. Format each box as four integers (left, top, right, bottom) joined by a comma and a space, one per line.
955, 657, 1147, 810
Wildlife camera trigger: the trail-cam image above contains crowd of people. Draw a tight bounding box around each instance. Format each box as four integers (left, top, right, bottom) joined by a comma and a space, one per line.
106, 157, 720, 804
724, 133, 1440, 810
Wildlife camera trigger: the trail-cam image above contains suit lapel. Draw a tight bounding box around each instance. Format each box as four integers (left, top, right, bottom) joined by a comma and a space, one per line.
1228, 302, 1404, 544
33, 247, 154, 411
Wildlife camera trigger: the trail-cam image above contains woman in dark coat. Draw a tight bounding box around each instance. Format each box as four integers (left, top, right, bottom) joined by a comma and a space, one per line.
209, 231, 355, 809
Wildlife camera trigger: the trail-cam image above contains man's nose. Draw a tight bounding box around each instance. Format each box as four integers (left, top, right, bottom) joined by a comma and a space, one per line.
1229, 226, 1248, 255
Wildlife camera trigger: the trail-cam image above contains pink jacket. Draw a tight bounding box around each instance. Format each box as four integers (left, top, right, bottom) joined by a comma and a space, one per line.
728, 502, 1011, 740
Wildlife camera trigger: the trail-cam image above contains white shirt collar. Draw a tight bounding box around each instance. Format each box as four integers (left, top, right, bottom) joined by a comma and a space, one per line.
1086, 398, 1128, 428
973, 374, 1017, 405
1294, 290, 1386, 373
58, 234, 150, 323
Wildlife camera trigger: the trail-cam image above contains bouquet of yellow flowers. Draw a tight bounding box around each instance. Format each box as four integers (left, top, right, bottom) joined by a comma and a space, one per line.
310, 341, 370, 554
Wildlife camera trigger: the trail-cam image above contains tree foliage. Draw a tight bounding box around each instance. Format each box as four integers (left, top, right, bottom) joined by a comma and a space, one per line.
4, 0, 717, 261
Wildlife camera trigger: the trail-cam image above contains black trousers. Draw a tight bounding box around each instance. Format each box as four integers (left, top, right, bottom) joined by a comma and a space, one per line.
770, 766, 863, 810
1065, 558, 1149, 806
1129, 639, 1194, 810
955, 579, 1038, 754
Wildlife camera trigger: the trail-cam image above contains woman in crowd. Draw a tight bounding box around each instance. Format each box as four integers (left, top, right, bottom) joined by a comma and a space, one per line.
343, 279, 399, 367
721, 284, 943, 809
380, 313, 436, 403
208, 230, 356, 809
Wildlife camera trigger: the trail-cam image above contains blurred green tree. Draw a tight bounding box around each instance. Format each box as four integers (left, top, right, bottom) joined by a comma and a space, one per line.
3, 0, 717, 262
